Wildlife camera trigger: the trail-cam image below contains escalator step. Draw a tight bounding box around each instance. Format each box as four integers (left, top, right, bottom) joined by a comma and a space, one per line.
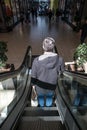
21, 116, 61, 121
17, 118, 65, 130
23, 107, 59, 116
24, 106, 57, 111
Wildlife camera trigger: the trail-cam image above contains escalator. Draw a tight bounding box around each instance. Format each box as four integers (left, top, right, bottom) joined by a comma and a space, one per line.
0, 46, 87, 130
12, 54, 66, 130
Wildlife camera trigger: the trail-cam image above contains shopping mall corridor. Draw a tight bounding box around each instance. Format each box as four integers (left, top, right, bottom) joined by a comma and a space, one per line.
0, 16, 82, 69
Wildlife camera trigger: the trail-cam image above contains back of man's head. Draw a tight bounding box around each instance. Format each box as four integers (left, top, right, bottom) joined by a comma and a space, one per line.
42, 37, 55, 52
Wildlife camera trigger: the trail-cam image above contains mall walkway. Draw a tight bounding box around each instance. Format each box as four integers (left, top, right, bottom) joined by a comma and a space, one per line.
0, 16, 83, 69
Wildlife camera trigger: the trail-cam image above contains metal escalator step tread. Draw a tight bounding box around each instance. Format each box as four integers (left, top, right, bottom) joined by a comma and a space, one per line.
23, 112, 59, 116
24, 106, 57, 111
17, 118, 66, 130
21, 116, 61, 121
23, 107, 59, 116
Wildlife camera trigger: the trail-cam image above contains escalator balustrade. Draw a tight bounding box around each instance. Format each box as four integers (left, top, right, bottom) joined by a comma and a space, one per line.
59, 71, 87, 130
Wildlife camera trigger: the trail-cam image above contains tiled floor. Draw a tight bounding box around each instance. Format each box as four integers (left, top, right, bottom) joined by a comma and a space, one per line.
0, 16, 85, 69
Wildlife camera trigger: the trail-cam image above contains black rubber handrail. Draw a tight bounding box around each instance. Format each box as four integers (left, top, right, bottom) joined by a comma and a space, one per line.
0, 46, 32, 80
64, 70, 87, 80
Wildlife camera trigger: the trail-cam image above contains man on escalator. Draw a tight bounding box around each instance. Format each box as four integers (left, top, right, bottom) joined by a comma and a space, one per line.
31, 37, 65, 107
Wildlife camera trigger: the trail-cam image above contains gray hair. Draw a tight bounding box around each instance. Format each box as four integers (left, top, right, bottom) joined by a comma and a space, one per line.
42, 37, 55, 51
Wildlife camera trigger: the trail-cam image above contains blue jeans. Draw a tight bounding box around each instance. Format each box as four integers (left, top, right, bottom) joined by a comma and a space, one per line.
38, 92, 54, 107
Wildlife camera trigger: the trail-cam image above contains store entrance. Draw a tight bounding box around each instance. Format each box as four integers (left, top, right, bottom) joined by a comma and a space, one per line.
38, 0, 49, 15
0, 0, 30, 32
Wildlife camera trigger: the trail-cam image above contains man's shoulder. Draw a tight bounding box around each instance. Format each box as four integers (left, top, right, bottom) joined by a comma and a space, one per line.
33, 56, 39, 62
58, 55, 63, 60
58, 56, 64, 63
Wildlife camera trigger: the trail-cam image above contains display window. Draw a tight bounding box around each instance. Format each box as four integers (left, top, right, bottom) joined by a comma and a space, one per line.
10, 0, 19, 23
0, 0, 22, 31
58, 0, 85, 30
3, 0, 13, 26
0, 0, 29, 32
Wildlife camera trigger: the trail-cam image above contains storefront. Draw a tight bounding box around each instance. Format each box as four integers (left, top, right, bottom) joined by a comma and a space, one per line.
0, 0, 30, 32
58, 0, 87, 31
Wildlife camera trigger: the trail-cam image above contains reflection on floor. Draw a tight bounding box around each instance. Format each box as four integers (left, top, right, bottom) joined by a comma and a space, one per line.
0, 16, 86, 69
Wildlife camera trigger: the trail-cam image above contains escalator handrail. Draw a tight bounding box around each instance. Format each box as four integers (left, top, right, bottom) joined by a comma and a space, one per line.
64, 70, 87, 80
55, 43, 87, 78
0, 46, 32, 80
